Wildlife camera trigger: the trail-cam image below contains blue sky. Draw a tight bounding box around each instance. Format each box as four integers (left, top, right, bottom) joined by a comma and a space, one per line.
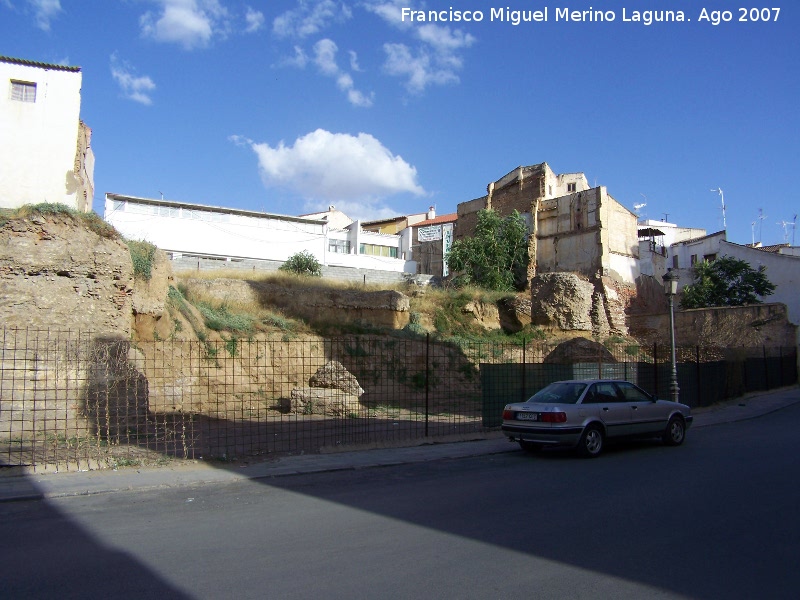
2, 1, 798, 245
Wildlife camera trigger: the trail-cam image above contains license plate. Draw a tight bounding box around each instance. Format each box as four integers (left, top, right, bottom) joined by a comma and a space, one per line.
517, 412, 538, 421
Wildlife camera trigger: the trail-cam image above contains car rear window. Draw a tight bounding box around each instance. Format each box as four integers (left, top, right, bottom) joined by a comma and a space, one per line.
527, 382, 587, 404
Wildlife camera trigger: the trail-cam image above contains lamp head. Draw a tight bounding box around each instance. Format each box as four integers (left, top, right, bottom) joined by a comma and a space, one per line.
662, 268, 679, 296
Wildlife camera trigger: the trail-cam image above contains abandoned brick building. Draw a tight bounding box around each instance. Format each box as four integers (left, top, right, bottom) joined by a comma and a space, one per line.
456, 163, 640, 287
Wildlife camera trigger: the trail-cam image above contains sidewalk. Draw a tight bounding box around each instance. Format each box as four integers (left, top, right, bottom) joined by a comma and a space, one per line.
2, 386, 798, 503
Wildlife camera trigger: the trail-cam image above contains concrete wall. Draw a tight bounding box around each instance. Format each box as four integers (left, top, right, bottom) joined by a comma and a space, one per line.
0, 59, 91, 211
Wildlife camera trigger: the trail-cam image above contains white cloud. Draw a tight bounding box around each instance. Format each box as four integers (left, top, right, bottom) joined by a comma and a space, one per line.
383, 43, 457, 93
110, 55, 156, 105
364, 0, 475, 93
140, 0, 230, 50
26, 0, 62, 31
244, 6, 264, 33
312, 39, 373, 107
348, 50, 362, 72
273, 0, 352, 39
361, 0, 408, 28
278, 45, 309, 68
237, 129, 426, 210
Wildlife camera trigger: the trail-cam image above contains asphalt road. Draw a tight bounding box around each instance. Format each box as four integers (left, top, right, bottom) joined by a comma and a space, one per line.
2, 402, 799, 599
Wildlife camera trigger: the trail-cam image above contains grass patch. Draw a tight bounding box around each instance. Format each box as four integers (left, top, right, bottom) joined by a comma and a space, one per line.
127, 239, 157, 281
1, 203, 119, 239
196, 302, 254, 334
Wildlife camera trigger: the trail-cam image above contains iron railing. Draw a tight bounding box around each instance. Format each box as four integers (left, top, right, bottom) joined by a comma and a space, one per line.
0, 328, 796, 471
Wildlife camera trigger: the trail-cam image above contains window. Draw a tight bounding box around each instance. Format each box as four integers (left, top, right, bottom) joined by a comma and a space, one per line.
704, 253, 717, 262
584, 382, 621, 404
10, 80, 36, 103
329, 240, 351, 254
690, 254, 698, 265
567, 183, 577, 193
359, 243, 398, 258
616, 382, 652, 402
673, 255, 679, 268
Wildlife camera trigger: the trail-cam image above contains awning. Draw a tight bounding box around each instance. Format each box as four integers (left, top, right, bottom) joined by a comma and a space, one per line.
638, 227, 665, 237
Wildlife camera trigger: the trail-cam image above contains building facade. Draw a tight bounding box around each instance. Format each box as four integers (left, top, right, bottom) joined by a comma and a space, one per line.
457, 163, 640, 284
1, 56, 94, 212
104, 194, 417, 275
411, 213, 458, 278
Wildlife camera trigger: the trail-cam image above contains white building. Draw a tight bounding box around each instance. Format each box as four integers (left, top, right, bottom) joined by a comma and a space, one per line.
638, 220, 709, 280
0, 56, 94, 212
104, 194, 416, 275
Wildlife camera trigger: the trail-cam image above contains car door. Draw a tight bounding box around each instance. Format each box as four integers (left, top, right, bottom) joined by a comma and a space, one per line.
616, 381, 664, 435
583, 382, 631, 438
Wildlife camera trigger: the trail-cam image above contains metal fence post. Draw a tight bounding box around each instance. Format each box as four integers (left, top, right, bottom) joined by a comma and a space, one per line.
653, 343, 659, 397
521, 339, 527, 402
696, 346, 701, 407
425, 332, 430, 437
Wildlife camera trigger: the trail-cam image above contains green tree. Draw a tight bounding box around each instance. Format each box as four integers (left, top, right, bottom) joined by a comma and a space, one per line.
446, 209, 529, 291
279, 250, 322, 277
680, 256, 776, 309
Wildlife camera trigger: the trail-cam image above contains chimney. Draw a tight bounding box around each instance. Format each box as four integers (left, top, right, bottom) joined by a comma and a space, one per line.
427, 206, 435, 220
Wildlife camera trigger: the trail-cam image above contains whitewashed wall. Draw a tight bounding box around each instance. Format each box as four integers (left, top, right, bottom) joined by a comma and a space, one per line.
719, 241, 800, 326
0, 61, 84, 210
105, 195, 416, 274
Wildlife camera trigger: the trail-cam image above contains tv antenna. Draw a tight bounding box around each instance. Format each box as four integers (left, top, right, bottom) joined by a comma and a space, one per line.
779, 220, 791, 244
710, 188, 726, 229
758, 208, 767, 244
779, 215, 798, 245
634, 194, 647, 219
751, 220, 757, 246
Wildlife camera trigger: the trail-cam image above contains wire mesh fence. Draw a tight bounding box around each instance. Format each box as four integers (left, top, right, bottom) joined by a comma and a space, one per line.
1, 328, 796, 471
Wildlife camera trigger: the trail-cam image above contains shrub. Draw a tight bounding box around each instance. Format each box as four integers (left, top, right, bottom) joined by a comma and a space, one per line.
126, 239, 157, 280
279, 251, 322, 277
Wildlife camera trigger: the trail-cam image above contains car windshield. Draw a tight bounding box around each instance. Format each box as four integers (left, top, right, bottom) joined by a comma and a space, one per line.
527, 382, 587, 405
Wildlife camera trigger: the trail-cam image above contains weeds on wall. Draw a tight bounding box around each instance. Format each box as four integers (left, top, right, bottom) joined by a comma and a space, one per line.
127, 239, 157, 280
1, 203, 119, 239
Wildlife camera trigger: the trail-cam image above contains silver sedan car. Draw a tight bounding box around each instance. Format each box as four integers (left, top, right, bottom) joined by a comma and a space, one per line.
501, 379, 693, 457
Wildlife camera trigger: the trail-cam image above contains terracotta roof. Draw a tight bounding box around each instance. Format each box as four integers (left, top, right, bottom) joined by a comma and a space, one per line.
414, 213, 457, 227
753, 243, 790, 253
0, 55, 81, 72
677, 230, 727, 245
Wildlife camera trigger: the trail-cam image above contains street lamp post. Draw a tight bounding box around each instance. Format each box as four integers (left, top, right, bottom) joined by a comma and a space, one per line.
662, 268, 680, 403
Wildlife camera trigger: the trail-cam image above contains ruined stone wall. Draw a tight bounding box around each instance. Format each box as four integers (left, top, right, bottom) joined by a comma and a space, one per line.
0, 212, 134, 335
486, 164, 546, 218
537, 188, 603, 277
181, 278, 411, 330
529, 272, 630, 337
455, 196, 486, 242
629, 303, 797, 347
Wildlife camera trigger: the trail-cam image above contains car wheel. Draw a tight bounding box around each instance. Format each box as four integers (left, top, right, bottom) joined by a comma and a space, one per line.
519, 440, 543, 453
663, 416, 686, 446
578, 424, 604, 458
